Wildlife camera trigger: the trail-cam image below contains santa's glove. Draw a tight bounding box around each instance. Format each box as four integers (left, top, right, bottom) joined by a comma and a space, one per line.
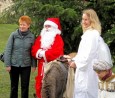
36, 49, 45, 59
38, 50, 45, 58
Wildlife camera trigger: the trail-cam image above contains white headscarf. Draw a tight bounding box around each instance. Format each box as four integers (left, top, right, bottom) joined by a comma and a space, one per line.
93, 60, 112, 71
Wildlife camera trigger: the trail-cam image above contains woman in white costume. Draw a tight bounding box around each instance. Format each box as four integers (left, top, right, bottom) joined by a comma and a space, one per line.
65, 9, 102, 98
93, 62, 115, 98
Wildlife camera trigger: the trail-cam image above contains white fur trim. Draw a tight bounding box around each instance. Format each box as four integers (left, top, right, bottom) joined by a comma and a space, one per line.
56, 29, 61, 34
36, 49, 42, 58
44, 20, 58, 29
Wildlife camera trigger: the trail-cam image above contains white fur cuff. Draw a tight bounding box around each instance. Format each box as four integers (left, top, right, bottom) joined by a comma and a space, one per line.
36, 49, 42, 58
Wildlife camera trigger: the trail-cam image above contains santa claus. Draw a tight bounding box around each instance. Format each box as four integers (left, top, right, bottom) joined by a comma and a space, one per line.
31, 18, 64, 98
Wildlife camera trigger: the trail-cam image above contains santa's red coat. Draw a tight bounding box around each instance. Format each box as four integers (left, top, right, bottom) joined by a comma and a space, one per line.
31, 34, 64, 98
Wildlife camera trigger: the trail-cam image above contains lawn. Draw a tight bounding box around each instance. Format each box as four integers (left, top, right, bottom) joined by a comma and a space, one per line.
0, 24, 37, 98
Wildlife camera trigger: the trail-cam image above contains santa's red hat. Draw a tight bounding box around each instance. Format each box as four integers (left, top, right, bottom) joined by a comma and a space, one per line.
44, 18, 61, 32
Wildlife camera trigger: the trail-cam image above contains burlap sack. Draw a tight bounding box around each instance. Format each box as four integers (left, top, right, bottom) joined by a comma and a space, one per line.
63, 67, 75, 98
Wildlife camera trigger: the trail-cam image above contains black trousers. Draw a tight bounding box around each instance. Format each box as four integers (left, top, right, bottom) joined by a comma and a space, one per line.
9, 66, 31, 98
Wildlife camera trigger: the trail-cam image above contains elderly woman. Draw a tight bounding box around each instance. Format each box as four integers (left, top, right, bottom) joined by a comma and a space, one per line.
93, 62, 115, 98
4, 15, 37, 98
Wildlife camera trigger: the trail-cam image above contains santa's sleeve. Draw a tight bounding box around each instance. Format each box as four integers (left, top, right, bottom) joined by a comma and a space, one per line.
45, 34, 64, 62
31, 36, 41, 59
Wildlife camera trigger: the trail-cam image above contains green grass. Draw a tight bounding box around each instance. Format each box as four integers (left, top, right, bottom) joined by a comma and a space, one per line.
0, 24, 18, 52
112, 66, 115, 73
0, 24, 37, 98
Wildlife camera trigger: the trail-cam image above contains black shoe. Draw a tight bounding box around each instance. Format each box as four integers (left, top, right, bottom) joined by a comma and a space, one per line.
33, 93, 37, 98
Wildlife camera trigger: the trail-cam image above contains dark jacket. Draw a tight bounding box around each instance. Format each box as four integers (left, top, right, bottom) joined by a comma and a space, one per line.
4, 29, 37, 67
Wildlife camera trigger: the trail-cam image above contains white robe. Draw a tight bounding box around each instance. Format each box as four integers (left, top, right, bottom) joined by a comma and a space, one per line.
73, 29, 100, 98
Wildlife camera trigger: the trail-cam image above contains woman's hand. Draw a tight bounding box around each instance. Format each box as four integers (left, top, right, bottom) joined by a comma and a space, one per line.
63, 55, 72, 62
63, 54, 76, 68
31, 67, 36, 72
6, 66, 11, 72
69, 61, 76, 68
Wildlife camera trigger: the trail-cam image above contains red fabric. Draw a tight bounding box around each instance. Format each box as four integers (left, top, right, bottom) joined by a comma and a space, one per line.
46, 18, 61, 30
31, 34, 64, 98
35, 59, 44, 98
101, 69, 112, 81
31, 36, 41, 59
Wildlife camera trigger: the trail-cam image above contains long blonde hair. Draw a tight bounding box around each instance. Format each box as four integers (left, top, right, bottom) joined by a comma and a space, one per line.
82, 9, 101, 34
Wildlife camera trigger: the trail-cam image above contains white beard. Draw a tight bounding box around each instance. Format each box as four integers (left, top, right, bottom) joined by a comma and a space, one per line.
40, 27, 61, 50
